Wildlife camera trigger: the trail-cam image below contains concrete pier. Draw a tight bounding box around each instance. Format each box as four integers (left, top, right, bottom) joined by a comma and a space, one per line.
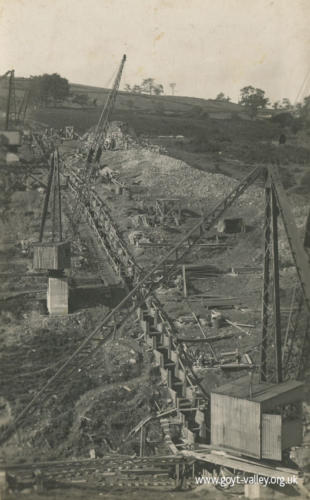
47, 276, 69, 315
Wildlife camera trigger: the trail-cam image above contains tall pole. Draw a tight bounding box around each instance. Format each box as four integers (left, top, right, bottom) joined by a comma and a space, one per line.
260, 174, 271, 382
5, 70, 14, 131
271, 187, 283, 383
56, 150, 63, 241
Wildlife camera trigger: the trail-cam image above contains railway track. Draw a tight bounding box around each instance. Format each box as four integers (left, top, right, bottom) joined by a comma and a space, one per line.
2, 455, 196, 490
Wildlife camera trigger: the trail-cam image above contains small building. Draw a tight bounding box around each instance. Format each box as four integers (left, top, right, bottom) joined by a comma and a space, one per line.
211, 375, 304, 461
33, 240, 71, 270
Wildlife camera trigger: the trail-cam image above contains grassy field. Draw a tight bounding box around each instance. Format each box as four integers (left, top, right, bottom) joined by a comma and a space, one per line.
1, 76, 309, 188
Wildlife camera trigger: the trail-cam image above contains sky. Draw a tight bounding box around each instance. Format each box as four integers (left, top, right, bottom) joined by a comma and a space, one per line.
0, 0, 310, 103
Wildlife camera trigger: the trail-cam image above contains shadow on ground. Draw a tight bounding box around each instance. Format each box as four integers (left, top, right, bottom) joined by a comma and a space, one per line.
70, 285, 127, 312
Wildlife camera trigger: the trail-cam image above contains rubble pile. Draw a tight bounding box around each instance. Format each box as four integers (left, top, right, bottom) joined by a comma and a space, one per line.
101, 149, 262, 208
82, 121, 166, 153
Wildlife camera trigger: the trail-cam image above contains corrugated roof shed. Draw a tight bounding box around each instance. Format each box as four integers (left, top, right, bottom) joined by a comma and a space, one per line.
212, 375, 304, 407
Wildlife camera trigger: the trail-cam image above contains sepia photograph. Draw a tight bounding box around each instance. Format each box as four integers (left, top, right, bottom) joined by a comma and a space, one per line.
0, 0, 309, 498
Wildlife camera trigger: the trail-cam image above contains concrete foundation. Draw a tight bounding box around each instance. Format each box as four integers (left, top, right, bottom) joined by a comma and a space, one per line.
47, 276, 69, 315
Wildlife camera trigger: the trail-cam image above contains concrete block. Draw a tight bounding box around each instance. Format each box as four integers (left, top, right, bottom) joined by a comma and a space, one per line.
6, 152, 19, 164
47, 276, 69, 315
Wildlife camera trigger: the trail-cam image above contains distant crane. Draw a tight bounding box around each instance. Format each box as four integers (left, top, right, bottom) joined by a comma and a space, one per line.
17, 88, 31, 125
71, 54, 126, 229
0, 69, 17, 130
88, 54, 126, 163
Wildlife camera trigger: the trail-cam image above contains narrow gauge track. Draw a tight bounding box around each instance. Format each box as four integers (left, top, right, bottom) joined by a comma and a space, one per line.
2, 455, 196, 490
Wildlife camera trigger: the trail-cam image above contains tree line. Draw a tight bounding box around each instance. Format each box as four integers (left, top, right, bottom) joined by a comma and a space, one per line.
23, 72, 310, 127
124, 78, 165, 95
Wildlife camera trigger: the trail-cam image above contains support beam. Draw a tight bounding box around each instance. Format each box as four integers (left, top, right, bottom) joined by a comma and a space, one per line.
271, 187, 282, 383
269, 165, 310, 313
39, 154, 55, 242
260, 180, 271, 382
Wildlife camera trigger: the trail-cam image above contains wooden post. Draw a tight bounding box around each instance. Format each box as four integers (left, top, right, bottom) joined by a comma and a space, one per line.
182, 265, 187, 298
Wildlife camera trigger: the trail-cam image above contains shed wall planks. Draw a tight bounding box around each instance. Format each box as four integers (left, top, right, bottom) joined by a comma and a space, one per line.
262, 413, 282, 460
211, 393, 261, 458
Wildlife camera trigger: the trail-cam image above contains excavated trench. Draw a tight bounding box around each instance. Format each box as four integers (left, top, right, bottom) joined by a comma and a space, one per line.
1, 135, 309, 498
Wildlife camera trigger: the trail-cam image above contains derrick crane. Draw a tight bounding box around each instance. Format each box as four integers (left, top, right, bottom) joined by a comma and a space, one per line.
70, 54, 126, 228
0, 70, 21, 157
32, 147, 70, 315
1, 162, 309, 445
261, 167, 310, 382
88, 54, 126, 163
1, 69, 17, 130
17, 88, 31, 125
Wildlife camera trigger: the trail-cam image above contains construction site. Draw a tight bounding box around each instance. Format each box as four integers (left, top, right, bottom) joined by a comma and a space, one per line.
0, 53, 309, 500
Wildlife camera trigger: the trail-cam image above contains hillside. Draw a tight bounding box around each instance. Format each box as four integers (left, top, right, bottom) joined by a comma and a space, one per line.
2, 76, 309, 185
70, 81, 245, 115
0, 76, 245, 119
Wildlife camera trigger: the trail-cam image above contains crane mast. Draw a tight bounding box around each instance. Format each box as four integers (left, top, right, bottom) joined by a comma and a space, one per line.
3, 69, 16, 131
71, 55, 126, 229
88, 54, 126, 163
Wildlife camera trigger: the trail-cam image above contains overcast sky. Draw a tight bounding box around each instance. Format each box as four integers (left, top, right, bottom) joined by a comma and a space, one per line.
0, 0, 309, 103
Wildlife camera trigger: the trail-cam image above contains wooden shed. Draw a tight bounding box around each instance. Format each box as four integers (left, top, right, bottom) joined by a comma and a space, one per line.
211, 375, 304, 461
33, 241, 71, 270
